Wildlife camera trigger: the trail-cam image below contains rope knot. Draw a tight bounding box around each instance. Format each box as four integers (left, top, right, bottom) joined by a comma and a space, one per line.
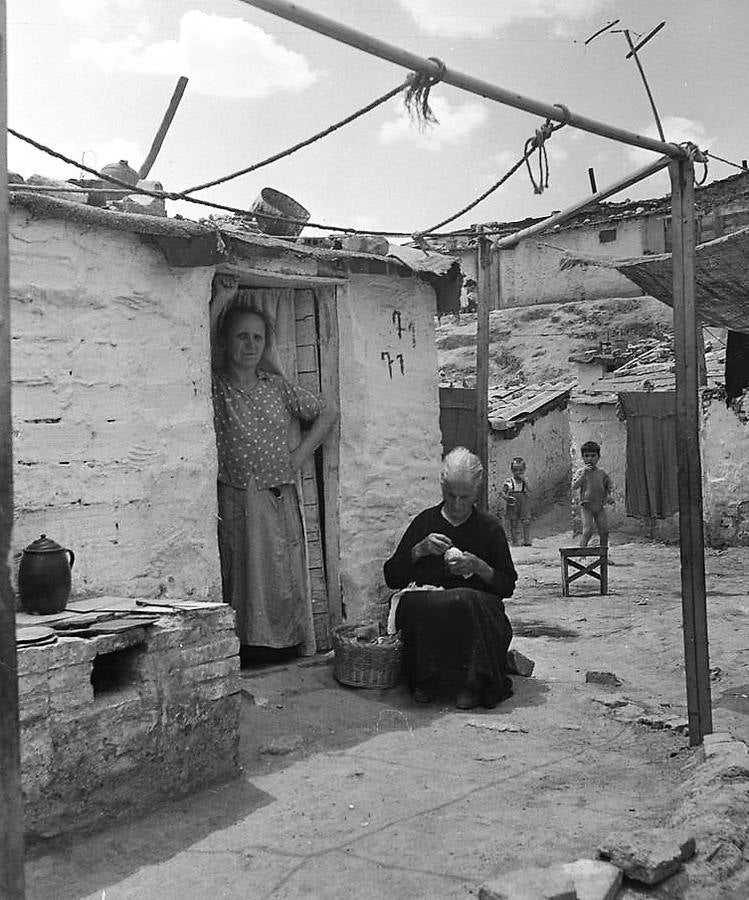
404, 57, 446, 129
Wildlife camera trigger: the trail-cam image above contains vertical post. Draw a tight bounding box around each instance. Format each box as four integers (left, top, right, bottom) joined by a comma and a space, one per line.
138, 75, 189, 179
0, 1, 26, 896
475, 227, 491, 509
670, 157, 713, 745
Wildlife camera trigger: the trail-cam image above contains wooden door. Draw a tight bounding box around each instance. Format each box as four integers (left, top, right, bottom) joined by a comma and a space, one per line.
294, 288, 341, 650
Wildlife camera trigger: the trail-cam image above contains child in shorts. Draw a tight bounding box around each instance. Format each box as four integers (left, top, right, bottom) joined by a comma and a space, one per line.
572, 441, 613, 547
501, 457, 532, 546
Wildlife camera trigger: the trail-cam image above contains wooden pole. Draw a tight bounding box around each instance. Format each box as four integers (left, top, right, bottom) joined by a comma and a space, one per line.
138, 75, 189, 179
622, 29, 665, 142
239, 0, 687, 159
670, 157, 713, 745
0, 0, 26, 895
475, 227, 491, 509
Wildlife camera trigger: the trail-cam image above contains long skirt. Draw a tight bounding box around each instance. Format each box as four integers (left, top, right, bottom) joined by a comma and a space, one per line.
395, 588, 513, 697
217, 478, 315, 653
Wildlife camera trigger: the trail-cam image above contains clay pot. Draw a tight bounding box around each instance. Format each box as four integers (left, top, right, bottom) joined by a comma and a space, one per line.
18, 534, 75, 615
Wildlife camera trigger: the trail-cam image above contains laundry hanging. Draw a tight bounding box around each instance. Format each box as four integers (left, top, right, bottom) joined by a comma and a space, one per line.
619, 391, 679, 519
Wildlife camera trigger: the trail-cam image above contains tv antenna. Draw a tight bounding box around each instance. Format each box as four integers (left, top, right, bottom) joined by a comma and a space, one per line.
585, 20, 667, 142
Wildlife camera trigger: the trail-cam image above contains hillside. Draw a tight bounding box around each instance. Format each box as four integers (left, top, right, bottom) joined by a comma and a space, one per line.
436, 295, 675, 388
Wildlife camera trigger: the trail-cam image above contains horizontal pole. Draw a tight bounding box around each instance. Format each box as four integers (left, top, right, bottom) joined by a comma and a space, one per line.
8, 184, 133, 195
493, 155, 671, 248
239, 0, 687, 159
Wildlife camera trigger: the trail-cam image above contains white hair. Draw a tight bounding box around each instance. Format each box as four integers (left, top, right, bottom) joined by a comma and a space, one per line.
441, 446, 484, 486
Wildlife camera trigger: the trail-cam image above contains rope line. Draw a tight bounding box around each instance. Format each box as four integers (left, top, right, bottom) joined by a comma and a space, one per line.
705, 151, 748, 172
181, 80, 409, 196
8, 114, 563, 241
416, 119, 566, 237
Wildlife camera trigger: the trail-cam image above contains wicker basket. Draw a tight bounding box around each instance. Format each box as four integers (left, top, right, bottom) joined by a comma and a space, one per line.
332, 625, 403, 689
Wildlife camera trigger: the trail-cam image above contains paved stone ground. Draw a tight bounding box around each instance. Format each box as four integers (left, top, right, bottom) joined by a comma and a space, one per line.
24, 534, 749, 899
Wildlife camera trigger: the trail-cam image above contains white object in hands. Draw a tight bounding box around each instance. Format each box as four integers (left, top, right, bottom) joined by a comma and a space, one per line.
444, 547, 464, 563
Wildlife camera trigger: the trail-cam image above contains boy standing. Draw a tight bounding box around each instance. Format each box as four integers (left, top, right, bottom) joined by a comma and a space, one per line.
501, 457, 532, 546
573, 441, 613, 548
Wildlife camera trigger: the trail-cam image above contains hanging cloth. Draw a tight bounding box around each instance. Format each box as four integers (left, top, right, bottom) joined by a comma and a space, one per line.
619, 391, 679, 519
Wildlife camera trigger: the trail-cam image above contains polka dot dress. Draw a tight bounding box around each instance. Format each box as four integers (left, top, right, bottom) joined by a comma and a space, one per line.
212, 370, 323, 490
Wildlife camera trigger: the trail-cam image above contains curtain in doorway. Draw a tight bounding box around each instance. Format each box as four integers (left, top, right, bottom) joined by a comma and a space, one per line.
619, 391, 679, 519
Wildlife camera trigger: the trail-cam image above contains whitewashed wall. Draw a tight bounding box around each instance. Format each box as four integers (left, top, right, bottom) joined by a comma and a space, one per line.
702, 394, 749, 546
488, 407, 571, 522
500, 216, 660, 307
10, 212, 220, 600
336, 275, 443, 622
567, 398, 630, 535
568, 396, 681, 541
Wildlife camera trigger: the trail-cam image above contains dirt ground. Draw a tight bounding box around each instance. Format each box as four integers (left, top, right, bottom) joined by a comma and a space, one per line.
24, 528, 749, 900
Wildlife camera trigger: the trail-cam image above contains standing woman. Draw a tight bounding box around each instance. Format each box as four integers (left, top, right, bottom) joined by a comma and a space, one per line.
212, 303, 337, 664
384, 447, 516, 709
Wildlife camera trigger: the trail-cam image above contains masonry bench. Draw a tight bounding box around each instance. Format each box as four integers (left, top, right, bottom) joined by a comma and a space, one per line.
559, 547, 609, 596
16, 597, 240, 844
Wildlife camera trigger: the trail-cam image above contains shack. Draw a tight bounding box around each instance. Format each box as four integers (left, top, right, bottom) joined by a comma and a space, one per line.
569, 340, 735, 543
10, 192, 461, 648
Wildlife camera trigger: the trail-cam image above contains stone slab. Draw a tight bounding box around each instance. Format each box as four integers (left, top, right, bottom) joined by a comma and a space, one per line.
585, 671, 622, 687
479, 864, 577, 899
597, 830, 695, 885
562, 858, 622, 900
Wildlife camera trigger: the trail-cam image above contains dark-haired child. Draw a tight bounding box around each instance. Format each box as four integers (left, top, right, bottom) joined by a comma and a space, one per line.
572, 441, 613, 548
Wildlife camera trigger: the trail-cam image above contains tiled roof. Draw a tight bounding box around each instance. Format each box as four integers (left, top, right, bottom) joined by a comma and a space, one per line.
488, 382, 573, 430
580, 341, 725, 396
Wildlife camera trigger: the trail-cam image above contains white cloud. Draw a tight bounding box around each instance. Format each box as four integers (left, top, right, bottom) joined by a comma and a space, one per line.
627, 116, 713, 164
396, 0, 611, 37
379, 95, 488, 151
71, 10, 318, 100
8, 136, 144, 182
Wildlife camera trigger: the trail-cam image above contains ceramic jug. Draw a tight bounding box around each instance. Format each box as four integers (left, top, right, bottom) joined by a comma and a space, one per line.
18, 534, 75, 615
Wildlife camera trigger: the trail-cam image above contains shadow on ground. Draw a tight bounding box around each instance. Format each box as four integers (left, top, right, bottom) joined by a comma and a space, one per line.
239, 658, 551, 777
25, 778, 274, 900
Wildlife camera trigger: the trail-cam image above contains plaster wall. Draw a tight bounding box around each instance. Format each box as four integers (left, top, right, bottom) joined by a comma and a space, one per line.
568, 397, 680, 541
702, 393, 749, 545
568, 399, 628, 534
336, 275, 443, 623
498, 216, 661, 308
10, 212, 220, 601
488, 407, 571, 521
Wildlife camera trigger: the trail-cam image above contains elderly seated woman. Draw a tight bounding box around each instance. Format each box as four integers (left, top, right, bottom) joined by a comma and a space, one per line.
383, 447, 517, 710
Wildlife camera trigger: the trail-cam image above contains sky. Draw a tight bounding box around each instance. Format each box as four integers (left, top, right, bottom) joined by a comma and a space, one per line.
7, 0, 749, 237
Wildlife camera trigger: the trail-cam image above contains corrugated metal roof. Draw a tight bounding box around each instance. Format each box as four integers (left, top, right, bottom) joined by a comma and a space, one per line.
488, 382, 573, 430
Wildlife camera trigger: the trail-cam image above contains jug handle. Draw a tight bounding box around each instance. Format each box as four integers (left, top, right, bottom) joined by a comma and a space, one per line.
66, 549, 75, 570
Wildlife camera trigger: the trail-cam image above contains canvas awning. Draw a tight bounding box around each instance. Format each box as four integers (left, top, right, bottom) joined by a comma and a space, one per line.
560, 225, 749, 332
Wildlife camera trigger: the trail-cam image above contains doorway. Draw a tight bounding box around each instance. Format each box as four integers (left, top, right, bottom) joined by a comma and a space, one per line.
209, 276, 341, 651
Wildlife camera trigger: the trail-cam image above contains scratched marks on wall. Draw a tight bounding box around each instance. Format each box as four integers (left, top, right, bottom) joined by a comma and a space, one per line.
381, 309, 417, 379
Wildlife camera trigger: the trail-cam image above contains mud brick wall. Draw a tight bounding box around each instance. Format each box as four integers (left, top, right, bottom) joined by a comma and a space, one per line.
17, 607, 240, 844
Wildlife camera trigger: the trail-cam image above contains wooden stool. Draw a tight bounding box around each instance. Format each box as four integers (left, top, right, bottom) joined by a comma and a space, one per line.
560, 547, 608, 596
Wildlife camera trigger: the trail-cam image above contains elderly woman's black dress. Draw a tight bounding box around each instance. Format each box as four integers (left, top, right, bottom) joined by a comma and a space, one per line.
383, 503, 517, 702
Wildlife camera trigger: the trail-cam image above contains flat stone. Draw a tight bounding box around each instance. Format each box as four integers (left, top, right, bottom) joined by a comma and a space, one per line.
507, 649, 535, 677
562, 859, 622, 900
591, 694, 629, 708
479, 864, 577, 899
258, 733, 304, 756
585, 671, 622, 687
597, 830, 696, 885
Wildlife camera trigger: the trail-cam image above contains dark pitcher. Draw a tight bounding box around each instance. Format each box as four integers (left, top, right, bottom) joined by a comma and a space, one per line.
18, 534, 75, 615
